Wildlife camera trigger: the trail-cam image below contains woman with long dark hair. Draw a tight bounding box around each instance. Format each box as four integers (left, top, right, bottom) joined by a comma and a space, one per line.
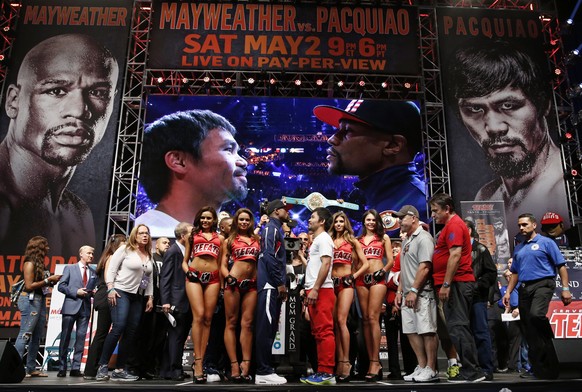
220, 208, 259, 382
15, 236, 61, 377
356, 209, 393, 381
182, 206, 223, 383
96, 224, 154, 381
328, 211, 369, 382
84, 234, 127, 379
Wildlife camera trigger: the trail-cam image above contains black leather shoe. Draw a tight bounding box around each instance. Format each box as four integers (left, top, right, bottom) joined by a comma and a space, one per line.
171, 374, 185, 381
70, 370, 84, 377
57, 370, 67, 377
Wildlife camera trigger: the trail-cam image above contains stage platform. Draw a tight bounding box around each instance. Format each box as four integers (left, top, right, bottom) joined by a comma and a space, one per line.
2, 371, 582, 392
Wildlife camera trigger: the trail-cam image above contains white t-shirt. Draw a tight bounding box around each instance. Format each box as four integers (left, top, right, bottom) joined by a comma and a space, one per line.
305, 231, 334, 290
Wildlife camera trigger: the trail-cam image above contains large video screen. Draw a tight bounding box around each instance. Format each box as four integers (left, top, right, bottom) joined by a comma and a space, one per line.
136, 95, 426, 236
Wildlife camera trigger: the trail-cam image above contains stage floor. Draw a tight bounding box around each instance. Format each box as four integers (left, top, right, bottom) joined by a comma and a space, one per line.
2, 371, 582, 392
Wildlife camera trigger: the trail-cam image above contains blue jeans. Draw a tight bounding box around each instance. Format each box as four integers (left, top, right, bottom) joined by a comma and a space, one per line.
470, 301, 495, 374
98, 290, 143, 369
15, 293, 46, 373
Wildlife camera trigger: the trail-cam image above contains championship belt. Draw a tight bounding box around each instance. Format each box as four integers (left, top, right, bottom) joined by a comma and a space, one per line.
284, 192, 359, 211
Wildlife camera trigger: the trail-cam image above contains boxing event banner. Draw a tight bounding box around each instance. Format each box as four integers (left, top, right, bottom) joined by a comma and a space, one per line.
461, 201, 511, 271
0, 0, 132, 330
437, 7, 570, 244
148, 1, 420, 74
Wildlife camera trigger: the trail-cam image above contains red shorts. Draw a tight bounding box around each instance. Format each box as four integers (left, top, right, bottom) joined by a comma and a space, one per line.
225, 278, 257, 294
333, 276, 354, 296
355, 273, 386, 289
187, 267, 220, 287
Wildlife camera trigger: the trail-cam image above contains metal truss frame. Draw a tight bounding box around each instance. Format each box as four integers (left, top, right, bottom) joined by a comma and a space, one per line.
104, 0, 582, 238
0, 0, 577, 240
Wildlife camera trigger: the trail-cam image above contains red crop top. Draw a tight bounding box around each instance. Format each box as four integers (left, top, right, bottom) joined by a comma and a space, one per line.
230, 235, 260, 263
333, 240, 353, 265
192, 231, 221, 258
359, 235, 384, 260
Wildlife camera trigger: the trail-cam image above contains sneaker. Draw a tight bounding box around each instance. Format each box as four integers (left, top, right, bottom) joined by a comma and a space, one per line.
519, 371, 536, 379
468, 372, 486, 383
413, 367, 439, 383
111, 369, 139, 382
300, 375, 309, 384
306, 372, 336, 385
255, 373, 287, 385
83, 375, 96, 380
206, 373, 221, 383
446, 364, 460, 379
404, 366, 423, 382
96, 365, 109, 381
449, 372, 486, 383
485, 373, 494, 381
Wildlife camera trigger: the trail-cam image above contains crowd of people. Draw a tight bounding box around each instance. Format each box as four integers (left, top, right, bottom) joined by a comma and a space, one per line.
14, 193, 572, 385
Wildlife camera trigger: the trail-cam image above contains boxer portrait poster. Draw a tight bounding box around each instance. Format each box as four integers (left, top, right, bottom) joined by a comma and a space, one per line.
437, 7, 570, 244
0, 0, 132, 329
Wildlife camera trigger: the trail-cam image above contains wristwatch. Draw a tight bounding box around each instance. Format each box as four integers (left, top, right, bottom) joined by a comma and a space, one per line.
284, 192, 359, 211
442, 281, 450, 288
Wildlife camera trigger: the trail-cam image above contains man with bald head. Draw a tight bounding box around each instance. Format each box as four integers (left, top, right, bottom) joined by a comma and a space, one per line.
0, 34, 119, 255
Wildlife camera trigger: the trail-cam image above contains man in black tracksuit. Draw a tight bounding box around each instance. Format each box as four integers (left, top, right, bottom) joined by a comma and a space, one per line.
465, 219, 497, 381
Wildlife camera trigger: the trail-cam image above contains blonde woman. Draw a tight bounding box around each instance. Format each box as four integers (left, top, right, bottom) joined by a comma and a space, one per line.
96, 224, 154, 381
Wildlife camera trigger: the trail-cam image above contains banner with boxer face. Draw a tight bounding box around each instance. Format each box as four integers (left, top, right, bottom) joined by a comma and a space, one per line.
0, 0, 132, 331
437, 7, 569, 244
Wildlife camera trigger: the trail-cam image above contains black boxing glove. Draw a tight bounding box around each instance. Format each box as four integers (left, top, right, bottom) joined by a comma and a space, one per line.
186, 270, 199, 283
373, 269, 386, 282
225, 275, 238, 287
342, 275, 355, 287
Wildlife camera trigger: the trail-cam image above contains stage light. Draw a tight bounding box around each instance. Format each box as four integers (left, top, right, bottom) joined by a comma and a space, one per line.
381, 81, 388, 89
203, 76, 210, 83
315, 79, 324, 86
181, 77, 189, 84
269, 78, 277, 85
555, 68, 562, 75
294, 79, 302, 86
0, 54, 5, 62
337, 80, 344, 88
403, 82, 412, 90
358, 80, 366, 87
224, 77, 233, 85
3, 26, 9, 32
567, 19, 574, 26
247, 77, 255, 85
566, 168, 580, 180
156, 76, 164, 84
565, 48, 581, 66
562, 131, 575, 144
567, 83, 582, 99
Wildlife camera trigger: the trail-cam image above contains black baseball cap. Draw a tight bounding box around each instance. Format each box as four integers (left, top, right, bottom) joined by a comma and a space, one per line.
267, 199, 293, 215
313, 99, 421, 150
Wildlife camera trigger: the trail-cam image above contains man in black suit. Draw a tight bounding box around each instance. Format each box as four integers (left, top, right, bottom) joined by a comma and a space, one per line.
159, 222, 194, 381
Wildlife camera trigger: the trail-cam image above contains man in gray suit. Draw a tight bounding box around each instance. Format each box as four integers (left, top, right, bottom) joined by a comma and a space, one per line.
57, 245, 97, 377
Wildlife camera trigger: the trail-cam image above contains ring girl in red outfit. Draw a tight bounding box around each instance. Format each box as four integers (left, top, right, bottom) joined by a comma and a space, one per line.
220, 208, 260, 382
329, 211, 369, 382
182, 206, 223, 383
356, 209, 393, 382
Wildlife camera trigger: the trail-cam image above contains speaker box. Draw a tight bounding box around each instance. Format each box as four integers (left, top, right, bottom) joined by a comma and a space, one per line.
554, 338, 582, 379
0, 340, 25, 383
